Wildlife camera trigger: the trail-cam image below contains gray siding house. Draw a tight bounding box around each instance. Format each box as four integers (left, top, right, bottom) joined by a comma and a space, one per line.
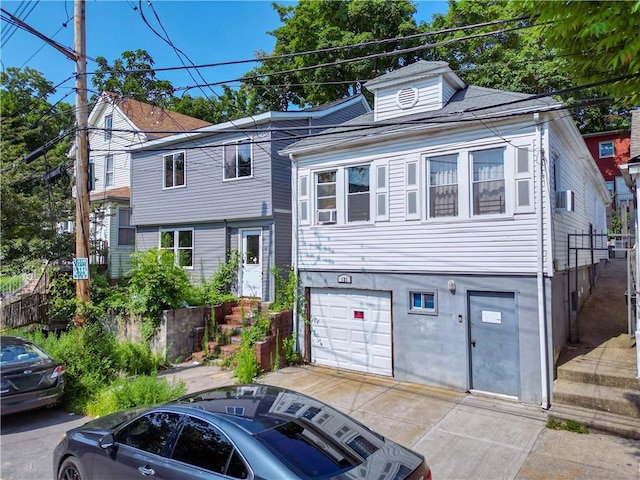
281, 61, 609, 407
129, 96, 370, 301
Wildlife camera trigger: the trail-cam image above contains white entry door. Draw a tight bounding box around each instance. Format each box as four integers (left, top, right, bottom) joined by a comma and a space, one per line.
239, 229, 262, 298
310, 288, 392, 376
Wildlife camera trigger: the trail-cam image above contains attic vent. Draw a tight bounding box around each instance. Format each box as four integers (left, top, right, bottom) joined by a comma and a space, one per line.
396, 87, 418, 109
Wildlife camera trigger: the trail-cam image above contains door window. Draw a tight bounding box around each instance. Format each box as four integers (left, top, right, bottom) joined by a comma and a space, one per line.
171, 416, 248, 478
245, 234, 260, 265
115, 411, 181, 456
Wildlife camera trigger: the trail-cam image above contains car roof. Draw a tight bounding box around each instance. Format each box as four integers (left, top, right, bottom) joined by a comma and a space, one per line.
1, 336, 30, 346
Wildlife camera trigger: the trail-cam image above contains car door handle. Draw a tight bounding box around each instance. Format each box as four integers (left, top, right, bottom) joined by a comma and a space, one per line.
138, 465, 156, 476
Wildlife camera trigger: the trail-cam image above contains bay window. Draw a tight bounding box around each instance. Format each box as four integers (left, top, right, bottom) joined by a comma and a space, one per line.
471, 147, 505, 215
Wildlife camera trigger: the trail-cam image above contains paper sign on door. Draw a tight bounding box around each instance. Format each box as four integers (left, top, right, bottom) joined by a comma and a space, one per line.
482, 310, 502, 324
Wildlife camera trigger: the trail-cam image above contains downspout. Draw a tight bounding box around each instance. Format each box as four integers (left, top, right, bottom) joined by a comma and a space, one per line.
289, 153, 301, 354
535, 113, 551, 409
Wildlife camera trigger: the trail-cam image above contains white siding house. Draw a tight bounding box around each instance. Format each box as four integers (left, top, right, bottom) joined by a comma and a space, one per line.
74, 93, 210, 279
281, 61, 610, 407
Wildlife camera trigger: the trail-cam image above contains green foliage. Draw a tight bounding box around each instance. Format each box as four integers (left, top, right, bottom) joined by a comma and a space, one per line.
87, 375, 186, 417
10, 326, 168, 414
270, 265, 298, 311
282, 333, 300, 364
188, 251, 240, 306
127, 248, 192, 341
234, 342, 260, 383
546, 419, 589, 434
247, 0, 421, 110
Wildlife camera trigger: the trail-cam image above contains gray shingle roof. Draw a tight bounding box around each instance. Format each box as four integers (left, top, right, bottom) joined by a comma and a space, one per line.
364, 60, 451, 89
281, 85, 561, 155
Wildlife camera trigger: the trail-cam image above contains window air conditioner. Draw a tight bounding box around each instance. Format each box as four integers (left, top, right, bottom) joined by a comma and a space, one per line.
317, 209, 337, 224
555, 190, 574, 211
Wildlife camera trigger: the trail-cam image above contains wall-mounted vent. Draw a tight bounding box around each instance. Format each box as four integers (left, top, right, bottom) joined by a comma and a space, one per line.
555, 190, 574, 212
317, 209, 337, 224
396, 87, 418, 109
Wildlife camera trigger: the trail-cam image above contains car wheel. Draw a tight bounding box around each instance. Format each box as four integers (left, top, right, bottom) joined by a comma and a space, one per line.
57, 457, 86, 480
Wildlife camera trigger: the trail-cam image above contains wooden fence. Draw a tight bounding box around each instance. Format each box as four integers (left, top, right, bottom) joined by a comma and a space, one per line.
0, 293, 50, 330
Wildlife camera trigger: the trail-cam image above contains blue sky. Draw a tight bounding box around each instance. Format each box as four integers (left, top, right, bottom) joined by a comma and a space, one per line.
1, 0, 448, 105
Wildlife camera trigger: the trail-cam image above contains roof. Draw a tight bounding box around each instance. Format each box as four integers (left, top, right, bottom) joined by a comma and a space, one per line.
89, 186, 130, 203
281, 85, 560, 155
103, 92, 212, 139
364, 60, 465, 91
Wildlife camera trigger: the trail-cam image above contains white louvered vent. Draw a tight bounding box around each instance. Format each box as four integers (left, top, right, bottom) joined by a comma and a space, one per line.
396, 87, 418, 109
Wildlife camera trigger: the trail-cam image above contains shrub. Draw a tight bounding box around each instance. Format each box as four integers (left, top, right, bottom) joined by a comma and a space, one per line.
188, 251, 240, 306
270, 265, 298, 312
87, 375, 186, 417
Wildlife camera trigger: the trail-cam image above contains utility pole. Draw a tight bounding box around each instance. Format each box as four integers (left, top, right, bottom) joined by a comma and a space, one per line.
74, 0, 91, 326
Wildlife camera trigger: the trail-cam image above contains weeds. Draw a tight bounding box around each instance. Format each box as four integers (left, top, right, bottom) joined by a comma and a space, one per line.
546, 419, 589, 434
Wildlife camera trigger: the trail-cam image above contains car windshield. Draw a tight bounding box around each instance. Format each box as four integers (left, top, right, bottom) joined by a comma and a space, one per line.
0, 342, 49, 366
255, 421, 359, 479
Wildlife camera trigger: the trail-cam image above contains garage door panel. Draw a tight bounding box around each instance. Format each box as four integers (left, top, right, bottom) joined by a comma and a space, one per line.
310, 289, 392, 377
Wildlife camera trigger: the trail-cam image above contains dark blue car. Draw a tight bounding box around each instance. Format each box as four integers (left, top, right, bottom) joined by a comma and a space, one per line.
53, 384, 431, 480
1, 335, 65, 415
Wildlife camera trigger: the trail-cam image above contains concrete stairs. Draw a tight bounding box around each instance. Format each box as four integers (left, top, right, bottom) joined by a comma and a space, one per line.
550, 335, 640, 439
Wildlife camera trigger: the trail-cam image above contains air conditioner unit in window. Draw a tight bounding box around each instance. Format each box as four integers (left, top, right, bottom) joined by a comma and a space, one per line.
317, 209, 337, 224
555, 190, 574, 212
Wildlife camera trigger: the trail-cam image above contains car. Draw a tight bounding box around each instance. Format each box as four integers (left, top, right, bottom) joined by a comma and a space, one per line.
53, 384, 431, 480
1, 335, 66, 415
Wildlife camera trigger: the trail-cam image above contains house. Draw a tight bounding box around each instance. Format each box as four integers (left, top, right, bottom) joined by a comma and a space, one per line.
583, 129, 631, 230
128, 95, 370, 301
281, 61, 610, 407
81, 93, 211, 278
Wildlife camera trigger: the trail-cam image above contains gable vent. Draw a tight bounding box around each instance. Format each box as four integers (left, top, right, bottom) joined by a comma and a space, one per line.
396, 87, 418, 109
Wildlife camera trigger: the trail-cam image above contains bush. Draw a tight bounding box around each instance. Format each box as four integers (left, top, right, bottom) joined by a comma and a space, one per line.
87, 375, 186, 417
188, 251, 239, 306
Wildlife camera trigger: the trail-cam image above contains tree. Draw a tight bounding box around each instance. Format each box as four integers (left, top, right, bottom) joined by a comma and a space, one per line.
520, 0, 640, 104
92, 49, 175, 106
0, 67, 75, 274
169, 85, 259, 124
245, 0, 423, 110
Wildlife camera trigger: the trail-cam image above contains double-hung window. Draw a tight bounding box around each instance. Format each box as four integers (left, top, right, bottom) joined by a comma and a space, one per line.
471, 147, 505, 215
164, 152, 185, 188
105, 154, 114, 187
118, 208, 135, 246
427, 154, 458, 218
347, 165, 370, 222
224, 140, 252, 180
316, 171, 337, 224
160, 229, 193, 267
104, 115, 112, 140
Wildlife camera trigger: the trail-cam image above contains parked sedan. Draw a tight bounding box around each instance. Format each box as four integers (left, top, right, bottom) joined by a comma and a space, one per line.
1, 335, 66, 415
54, 384, 431, 480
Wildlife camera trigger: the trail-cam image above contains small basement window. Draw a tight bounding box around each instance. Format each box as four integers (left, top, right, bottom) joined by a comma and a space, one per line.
409, 291, 437, 315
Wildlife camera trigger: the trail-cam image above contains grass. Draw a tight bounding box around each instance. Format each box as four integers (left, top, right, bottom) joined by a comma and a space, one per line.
546, 419, 589, 434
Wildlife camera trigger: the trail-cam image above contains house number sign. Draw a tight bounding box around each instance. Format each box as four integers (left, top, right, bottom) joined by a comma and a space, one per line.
337, 274, 352, 284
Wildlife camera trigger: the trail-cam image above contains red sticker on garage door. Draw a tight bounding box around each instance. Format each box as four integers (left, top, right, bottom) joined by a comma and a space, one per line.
354, 311, 364, 319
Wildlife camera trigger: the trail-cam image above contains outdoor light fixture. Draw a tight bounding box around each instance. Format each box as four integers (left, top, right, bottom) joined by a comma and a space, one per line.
448, 280, 456, 294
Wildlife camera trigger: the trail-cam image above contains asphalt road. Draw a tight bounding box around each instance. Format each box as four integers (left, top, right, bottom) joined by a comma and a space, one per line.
0, 406, 90, 480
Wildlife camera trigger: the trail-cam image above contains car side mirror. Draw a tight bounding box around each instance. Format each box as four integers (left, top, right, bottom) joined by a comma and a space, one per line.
99, 433, 114, 449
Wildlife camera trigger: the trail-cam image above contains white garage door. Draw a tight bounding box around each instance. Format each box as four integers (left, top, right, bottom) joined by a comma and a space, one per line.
310, 288, 392, 376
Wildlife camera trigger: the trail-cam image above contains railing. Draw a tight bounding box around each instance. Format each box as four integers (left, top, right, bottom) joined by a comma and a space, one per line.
91, 239, 109, 266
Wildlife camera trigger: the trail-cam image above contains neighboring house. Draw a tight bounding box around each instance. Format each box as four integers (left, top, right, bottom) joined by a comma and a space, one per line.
583, 130, 631, 229
79, 92, 211, 279
128, 95, 370, 301
281, 61, 610, 407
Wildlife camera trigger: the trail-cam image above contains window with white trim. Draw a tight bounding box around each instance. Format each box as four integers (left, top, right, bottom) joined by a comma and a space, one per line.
427, 154, 458, 218
164, 152, 185, 188
104, 114, 112, 140
514, 146, 533, 213
223, 139, 252, 180
105, 154, 114, 187
598, 141, 614, 158
316, 171, 337, 224
299, 175, 309, 224
118, 208, 135, 246
409, 291, 437, 315
375, 163, 389, 221
406, 161, 420, 219
471, 147, 505, 216
160, 229, 193, 267
347, 165, 370, 222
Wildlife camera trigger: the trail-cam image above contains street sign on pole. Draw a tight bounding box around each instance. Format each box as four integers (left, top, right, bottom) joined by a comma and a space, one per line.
73, 258, 89, 280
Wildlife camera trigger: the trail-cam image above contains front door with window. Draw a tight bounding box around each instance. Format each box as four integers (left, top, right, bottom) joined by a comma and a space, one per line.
240, 229, 262, 298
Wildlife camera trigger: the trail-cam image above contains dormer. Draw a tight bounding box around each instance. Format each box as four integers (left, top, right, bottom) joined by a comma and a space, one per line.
364, 61, 466, 122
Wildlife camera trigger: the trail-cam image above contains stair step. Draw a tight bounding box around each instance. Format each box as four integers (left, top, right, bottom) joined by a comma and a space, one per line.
553, 379, 640, 418
548, 403, 640, 440
230, 335, 242, 345
224, 314, 245, 325
219, 324, 241, 335
219, 344, 240, 358
557, 348, 638, 389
